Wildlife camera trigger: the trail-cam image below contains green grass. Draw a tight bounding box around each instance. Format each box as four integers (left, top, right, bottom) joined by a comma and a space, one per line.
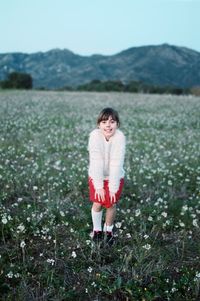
0, 90, 200, 300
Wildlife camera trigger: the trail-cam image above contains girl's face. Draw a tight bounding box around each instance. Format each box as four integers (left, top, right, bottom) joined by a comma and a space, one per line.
99, 116, 118, 140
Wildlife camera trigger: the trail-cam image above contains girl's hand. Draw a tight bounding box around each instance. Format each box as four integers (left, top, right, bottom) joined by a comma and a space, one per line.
95, 189, 105, 202
110, 192, 116, 204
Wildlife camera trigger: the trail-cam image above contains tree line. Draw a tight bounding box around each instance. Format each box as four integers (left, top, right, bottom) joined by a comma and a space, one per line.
75, 79, 190, 95
1, 72, 200, 95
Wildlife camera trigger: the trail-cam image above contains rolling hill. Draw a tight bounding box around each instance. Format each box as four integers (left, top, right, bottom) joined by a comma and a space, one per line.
0, 44, 200, 89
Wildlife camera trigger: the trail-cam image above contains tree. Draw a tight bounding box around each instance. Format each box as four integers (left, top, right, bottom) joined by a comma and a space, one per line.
1, 72, 33, 89
191, 86, 200, 96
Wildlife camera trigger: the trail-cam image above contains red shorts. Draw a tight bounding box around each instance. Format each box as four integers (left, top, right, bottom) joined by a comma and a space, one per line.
89, 177, 124, 208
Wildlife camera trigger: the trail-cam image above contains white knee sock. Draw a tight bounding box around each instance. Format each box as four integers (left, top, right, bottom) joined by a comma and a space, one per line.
91, 209, 103, 231
103, 223, 114, 232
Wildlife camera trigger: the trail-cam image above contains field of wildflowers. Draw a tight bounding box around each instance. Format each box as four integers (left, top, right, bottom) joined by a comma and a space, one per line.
0, 90, 200, 300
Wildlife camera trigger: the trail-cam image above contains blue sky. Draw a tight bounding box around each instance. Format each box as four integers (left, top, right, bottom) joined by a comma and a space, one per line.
1, 0, 199, 55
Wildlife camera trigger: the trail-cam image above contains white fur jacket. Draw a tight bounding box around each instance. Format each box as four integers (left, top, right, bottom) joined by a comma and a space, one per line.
88, 128, 126, 193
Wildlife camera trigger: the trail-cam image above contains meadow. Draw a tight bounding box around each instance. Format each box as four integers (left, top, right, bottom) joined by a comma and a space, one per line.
0, 90, 200, 301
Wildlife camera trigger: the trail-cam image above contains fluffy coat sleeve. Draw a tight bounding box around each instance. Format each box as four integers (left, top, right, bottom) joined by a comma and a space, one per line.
109, 131, 126, 193
88, 130, 104, 190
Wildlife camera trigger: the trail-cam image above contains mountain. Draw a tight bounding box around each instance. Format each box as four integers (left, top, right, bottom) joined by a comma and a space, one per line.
0, 44, 200, 89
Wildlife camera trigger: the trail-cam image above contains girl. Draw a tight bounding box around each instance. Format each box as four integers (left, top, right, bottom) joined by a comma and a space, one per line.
88, 107, 126, 245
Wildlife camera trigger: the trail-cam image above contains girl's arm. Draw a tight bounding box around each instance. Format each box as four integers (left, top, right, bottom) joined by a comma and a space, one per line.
88, 131, 104, 190
109, 132, 126, 194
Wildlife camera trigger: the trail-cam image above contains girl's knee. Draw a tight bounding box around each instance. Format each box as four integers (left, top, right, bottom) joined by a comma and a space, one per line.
108, 204, 116, 210
92, 202, 102, 212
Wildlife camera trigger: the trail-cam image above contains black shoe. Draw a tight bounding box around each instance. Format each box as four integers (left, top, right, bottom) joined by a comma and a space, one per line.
105, 231, 114, 246
93, 231, 103, 243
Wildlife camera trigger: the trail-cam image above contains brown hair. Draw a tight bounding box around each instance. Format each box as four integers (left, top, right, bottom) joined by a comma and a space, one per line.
97, 107, 120, 127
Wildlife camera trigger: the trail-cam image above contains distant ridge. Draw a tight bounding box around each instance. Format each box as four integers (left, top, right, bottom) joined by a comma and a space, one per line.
0, 44, 200, 89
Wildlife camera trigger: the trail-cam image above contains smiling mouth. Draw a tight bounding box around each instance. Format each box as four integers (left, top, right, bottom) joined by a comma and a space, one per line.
105, 129, 112, 133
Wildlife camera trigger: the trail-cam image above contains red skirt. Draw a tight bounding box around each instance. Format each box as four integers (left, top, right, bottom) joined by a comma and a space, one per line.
89, 177, 124, 208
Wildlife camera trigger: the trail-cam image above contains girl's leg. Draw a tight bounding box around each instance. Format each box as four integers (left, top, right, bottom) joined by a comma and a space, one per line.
104, 204, 116, 229
91, 203, 103, 232
104, 205, 116, 245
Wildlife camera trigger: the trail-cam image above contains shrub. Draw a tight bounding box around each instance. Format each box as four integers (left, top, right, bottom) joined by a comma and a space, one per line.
1, 72, 33, 89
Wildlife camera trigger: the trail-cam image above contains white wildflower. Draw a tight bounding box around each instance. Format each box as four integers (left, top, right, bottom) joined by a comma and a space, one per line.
161, 212, 168, 218
182, 205, 188, 212
47, 259, 55, 266
179, 221, 185, 227
87, 267, 93, 273
20, 240, 26, 248
135, 209, 141, 217
2, 215, 8, 224
142, 244, 151, 250
17, 223, 25, 233
148, 216, 153, 221
7, 271, 14, 278
192, 219, 199, 228
171, 287, 178, 293
195, 272, 200, 279
115, 222, 122, 228
71, 251, 77, 258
